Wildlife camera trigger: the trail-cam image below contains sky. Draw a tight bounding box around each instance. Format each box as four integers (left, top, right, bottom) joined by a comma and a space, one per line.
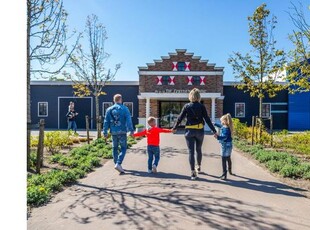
59, 0, 310, 82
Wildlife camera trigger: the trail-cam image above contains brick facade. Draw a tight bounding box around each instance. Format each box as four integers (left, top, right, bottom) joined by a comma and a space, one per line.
138, 49, 224, 126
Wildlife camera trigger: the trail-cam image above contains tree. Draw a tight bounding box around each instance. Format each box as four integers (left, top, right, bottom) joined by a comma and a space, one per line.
27, 0, 79, 170
228, 3, 286, 118
286, 2, 310, 93
66, 14, 121, 138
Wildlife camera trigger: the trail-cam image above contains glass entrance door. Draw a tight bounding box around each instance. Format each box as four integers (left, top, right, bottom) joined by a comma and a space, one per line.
159, 101, 187, 128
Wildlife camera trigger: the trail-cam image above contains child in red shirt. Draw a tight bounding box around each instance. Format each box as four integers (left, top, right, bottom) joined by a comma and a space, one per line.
134, 116, 172, 173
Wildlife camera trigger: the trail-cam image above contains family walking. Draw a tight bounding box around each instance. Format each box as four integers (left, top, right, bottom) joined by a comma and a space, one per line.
103, 89, 234, 180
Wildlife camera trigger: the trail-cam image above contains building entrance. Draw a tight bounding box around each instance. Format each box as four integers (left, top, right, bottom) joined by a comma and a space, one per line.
159, 101, 187, 128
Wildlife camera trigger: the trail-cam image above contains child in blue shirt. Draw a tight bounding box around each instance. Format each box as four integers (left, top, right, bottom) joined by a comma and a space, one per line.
214, 113, 234, 180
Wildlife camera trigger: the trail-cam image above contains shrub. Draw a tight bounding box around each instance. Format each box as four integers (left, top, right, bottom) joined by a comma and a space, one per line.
266, 160, 284, 172
45, 131, 71, 154
27, 186, 50, 206
30, 136, 39, 148
279, 165, 303, 178
49, 153, 64, 163
29, 151, 37, 169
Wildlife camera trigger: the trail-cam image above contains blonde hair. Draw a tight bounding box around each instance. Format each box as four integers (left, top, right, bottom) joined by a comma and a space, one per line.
220, 113, 234, 137
113, 94, 122, 103
188, 88, 201, 102
147, 116, 156, 125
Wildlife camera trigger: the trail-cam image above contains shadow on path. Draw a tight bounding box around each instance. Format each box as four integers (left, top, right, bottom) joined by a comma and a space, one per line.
59, 181, 301, 230
206, 174, 306, 198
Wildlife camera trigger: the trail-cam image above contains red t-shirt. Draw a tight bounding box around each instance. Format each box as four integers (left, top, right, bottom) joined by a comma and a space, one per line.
133, 126, 171, 146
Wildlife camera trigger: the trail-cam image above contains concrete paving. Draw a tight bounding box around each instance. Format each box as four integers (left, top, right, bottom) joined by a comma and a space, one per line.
28, 133, 310, 230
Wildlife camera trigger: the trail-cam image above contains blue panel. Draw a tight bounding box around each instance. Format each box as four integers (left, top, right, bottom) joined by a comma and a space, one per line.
288, 92, 310, 130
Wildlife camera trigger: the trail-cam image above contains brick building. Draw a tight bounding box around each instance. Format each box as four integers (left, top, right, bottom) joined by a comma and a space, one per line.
138, 49, 224, 130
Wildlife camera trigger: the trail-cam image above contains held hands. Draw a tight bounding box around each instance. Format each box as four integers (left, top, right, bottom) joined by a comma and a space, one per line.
171, 128, 177, 134
213, 132, 219, 139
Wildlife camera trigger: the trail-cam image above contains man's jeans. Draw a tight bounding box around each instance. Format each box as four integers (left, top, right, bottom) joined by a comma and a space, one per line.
147, 145, 160, 170
112, 134, 127, 165
184, 129, 205, 171
68, 121, 77, 132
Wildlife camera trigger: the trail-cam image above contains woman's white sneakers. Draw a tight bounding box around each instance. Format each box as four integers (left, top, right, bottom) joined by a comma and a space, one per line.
191, 170, 198, 180
196, 165, 202, 174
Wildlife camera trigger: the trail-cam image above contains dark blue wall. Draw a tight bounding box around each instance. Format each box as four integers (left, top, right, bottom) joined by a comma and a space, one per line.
223, 86, 288, 130
288, 92, 310, 131
31, 83, 139, 129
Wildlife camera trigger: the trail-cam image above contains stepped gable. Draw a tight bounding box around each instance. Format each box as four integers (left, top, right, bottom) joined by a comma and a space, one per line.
138, 49, 224, 72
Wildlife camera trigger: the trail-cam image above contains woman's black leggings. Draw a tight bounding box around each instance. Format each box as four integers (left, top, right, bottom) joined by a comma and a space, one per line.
185, 129, 205, 171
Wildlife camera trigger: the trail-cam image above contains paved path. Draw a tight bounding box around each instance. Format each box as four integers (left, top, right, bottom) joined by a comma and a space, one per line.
28, 134, 310, 230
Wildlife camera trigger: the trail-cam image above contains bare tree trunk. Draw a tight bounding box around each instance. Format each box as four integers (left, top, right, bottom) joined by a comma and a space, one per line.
27, 0, 31, 171
259, 97, 263, 118
95, 95, 100, 138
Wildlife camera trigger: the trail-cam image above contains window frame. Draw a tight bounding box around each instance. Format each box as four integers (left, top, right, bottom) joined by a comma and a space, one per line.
123, 102, 134, 117
38, 102, 48, 117
262, 103, 271, 118
235, 103, 245, 118
102, 102, 113, 116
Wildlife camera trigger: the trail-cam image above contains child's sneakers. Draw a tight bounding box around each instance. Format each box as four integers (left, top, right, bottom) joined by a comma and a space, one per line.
147, 169, 152, 173
114, 163, 125, 174
191, 170, 197, 180
152, 165, 157, 173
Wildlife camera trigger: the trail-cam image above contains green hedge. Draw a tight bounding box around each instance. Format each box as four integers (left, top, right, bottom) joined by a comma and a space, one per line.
27, 137, 137, 207
234, 140, 310, 180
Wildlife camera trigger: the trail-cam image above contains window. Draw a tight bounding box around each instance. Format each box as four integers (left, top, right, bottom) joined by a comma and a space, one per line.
123, 102, 133, 117
38, 102, 48, 117
193, 76, 201, 85
162, 76, 170, 85
177, 62, 185, 71
235, 103, 245, 118
102, 102, 113, 116
262, 103, 271, 118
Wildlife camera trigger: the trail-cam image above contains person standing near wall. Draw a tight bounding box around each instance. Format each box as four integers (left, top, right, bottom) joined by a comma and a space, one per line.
172, 88, 217, 180
66, 106, 78, 133
103, 94, 134, 174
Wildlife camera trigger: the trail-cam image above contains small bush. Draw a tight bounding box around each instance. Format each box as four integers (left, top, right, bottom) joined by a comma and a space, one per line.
49, 153, 64, 163
29, 151, 37, 169
27, 186, 50, 206
266, 160, 284, 172
30, 136, 39, 148
279, 165, 303, 178
45, 131, 71, 154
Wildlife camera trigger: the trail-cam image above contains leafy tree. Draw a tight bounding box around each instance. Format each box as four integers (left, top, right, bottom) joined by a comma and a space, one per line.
27, 0, 79, 170
286, 2, 310, 93
66, 14, 121, 138
228, 3, 286, 118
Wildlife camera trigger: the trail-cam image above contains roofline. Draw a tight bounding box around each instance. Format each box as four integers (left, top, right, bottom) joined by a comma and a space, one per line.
223, 81, 288, 86
30, 81, 139, 86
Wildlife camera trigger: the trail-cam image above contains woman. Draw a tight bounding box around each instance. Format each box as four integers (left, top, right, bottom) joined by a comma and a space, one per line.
172, 88, 217, 180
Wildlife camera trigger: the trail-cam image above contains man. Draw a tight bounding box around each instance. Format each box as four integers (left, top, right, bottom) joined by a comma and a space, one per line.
103, 94, 134, 174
